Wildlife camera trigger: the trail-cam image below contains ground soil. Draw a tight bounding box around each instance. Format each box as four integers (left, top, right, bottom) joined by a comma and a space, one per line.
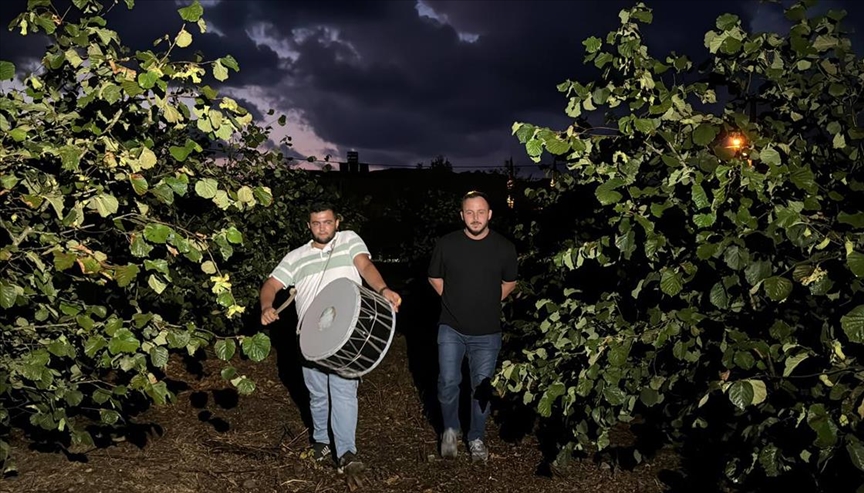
0, 327, 681, 493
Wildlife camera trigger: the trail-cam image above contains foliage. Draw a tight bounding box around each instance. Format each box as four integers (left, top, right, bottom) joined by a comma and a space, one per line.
0, 0, 317, 473
500, 1, 864, 490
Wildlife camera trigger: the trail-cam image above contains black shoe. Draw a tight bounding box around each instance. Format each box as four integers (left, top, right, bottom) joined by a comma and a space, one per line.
337, 451, 365, 474
309, 442, 332, 462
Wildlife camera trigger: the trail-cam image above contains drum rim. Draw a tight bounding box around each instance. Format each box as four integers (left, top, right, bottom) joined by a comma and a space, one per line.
298, 278, 362, 361
334, 293, 396, 379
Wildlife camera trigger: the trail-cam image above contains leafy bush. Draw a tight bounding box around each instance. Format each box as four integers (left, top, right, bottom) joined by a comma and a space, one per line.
0, 0, 318, 473
499, 2, 863, 490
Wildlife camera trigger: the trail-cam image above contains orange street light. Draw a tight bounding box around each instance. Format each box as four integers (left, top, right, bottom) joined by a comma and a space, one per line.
725, 133, 746, 150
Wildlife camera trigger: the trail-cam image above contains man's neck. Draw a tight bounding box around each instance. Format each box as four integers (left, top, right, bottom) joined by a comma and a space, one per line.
463, 228, 490, 240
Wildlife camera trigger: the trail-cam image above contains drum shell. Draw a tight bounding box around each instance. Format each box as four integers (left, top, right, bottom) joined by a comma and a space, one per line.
298, 278, 396, 378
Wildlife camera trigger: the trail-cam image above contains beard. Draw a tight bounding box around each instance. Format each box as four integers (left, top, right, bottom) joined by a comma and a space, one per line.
312, 231, 336, 245
465, 222, 488, 236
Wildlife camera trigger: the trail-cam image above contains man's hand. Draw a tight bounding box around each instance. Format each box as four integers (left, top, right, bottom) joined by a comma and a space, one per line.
381, 288, 402, 313
261, 306, 279, 325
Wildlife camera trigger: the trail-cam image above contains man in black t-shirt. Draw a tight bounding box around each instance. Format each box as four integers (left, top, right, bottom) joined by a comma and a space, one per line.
428, 190, 518, 462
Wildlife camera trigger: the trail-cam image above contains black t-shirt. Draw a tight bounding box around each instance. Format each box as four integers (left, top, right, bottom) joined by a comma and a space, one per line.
428, 229, 518, 336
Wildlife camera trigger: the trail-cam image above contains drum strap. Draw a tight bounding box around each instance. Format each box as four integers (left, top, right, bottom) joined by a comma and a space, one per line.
296, 243, 336, 335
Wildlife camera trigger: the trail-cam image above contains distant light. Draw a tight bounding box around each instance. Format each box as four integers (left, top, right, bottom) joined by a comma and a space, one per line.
726, 133, 746, 150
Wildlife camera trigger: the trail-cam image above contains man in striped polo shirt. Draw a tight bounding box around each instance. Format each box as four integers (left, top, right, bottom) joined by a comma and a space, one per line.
259, 201, 401, 475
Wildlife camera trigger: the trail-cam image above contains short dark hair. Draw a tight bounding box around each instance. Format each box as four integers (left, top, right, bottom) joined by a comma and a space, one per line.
309, 201, 338, 216
461, 190, 491, 209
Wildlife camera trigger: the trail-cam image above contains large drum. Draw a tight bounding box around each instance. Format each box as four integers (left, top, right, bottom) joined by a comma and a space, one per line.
298, 278, 396, 379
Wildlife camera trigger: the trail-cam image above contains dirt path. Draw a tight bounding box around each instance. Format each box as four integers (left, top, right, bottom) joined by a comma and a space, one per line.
1, 332, 674, 493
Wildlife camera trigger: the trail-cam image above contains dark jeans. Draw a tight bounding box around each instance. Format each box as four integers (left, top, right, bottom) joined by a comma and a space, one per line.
437, 324, 502, 441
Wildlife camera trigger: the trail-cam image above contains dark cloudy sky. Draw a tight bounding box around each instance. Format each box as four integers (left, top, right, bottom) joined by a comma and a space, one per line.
1, 0, 862, 171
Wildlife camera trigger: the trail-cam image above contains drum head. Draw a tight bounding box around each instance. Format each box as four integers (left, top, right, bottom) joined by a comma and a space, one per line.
298, 278, 361, 361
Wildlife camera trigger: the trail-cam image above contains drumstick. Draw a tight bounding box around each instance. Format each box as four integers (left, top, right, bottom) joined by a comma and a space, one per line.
275, 287, 298, 315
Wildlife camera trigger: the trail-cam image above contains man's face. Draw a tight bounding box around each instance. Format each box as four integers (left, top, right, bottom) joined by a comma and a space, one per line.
308, 210, 339, 245
461, 197, 491, 236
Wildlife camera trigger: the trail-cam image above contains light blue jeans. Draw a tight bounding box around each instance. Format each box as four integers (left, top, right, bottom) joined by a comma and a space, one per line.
437, 324, 502, 441
302, 366, 359, 458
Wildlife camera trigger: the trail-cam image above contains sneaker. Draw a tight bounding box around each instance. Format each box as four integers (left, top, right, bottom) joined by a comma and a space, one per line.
309, 442, 332, 462
337, 451, 365, 474
441, 428, 458, 459
468, 439, 488, 462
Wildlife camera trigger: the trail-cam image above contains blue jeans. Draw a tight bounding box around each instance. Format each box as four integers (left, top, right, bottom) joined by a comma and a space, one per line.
437, 324, 502, 441
302, 366, 358, 458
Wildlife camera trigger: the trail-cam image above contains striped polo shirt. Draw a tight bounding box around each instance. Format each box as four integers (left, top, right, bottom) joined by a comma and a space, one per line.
269, 230, 370, 321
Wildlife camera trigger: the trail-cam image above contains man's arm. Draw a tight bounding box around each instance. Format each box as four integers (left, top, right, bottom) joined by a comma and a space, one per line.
428, 277, 444, 296
501, 280, 516, 301
259, 277, 285, 325
354, 254, 401, 312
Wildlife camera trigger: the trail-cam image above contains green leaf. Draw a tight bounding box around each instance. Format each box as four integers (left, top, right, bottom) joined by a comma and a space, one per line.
108, 328, 140, 355
840, 305, 864, 344
201, 261, 217, 274
783, 353, 809, 377
130, 174, 148, 195
724, 245, 750, 270
0, 282, 17, 309
137, 71, 159, 90
640, 387, 660, 406
634, 118, 657, 134
114, 264, 139, 287
65, 390, 84, 407
603, 386, 626, 406
89, 194, 119, 217
175, 28, 192, 48
232, 376, 256, 395
144, 259, 169, 275
143, 223, 172, 244
221, 366, 237, 380
744, 260, 772, 286
660, 269, 683, 296
759, 147, 782, 166
807, 404, 838, 448
130, 235, 153, 257
58, 145, 83, 171
225, 226, 242, 244
169, 145, 193, 162
253, 186, 273, 206
195, 178, 218, 199
164, 176, 188, 196
693, 123, 718, 146
100, 409, 120, 425
214, 339, 236, 360
748, 379, 767, 405
728, 380, 754, 410
537, 382, 566, 417
847, 440, 864, 472
149, 346, 169, 368
847, 251, 864, 277
219, 55, 239, 71
582, 36, 602, 53
763, 276, 793, 302
241, 333, 271, 362
177, 0, 203, 22
147, 381, 172, 405
838, 212, 864, 228
213, 60, 228, 81
147, 274, 168, 294
691, 183, 710, 209
0, 61, 15, 81
138, 147, 157, 169
716, 13, 739, 30
595, 179, 624, 206
236, 186, 254, 203
709, 282, 728, 309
